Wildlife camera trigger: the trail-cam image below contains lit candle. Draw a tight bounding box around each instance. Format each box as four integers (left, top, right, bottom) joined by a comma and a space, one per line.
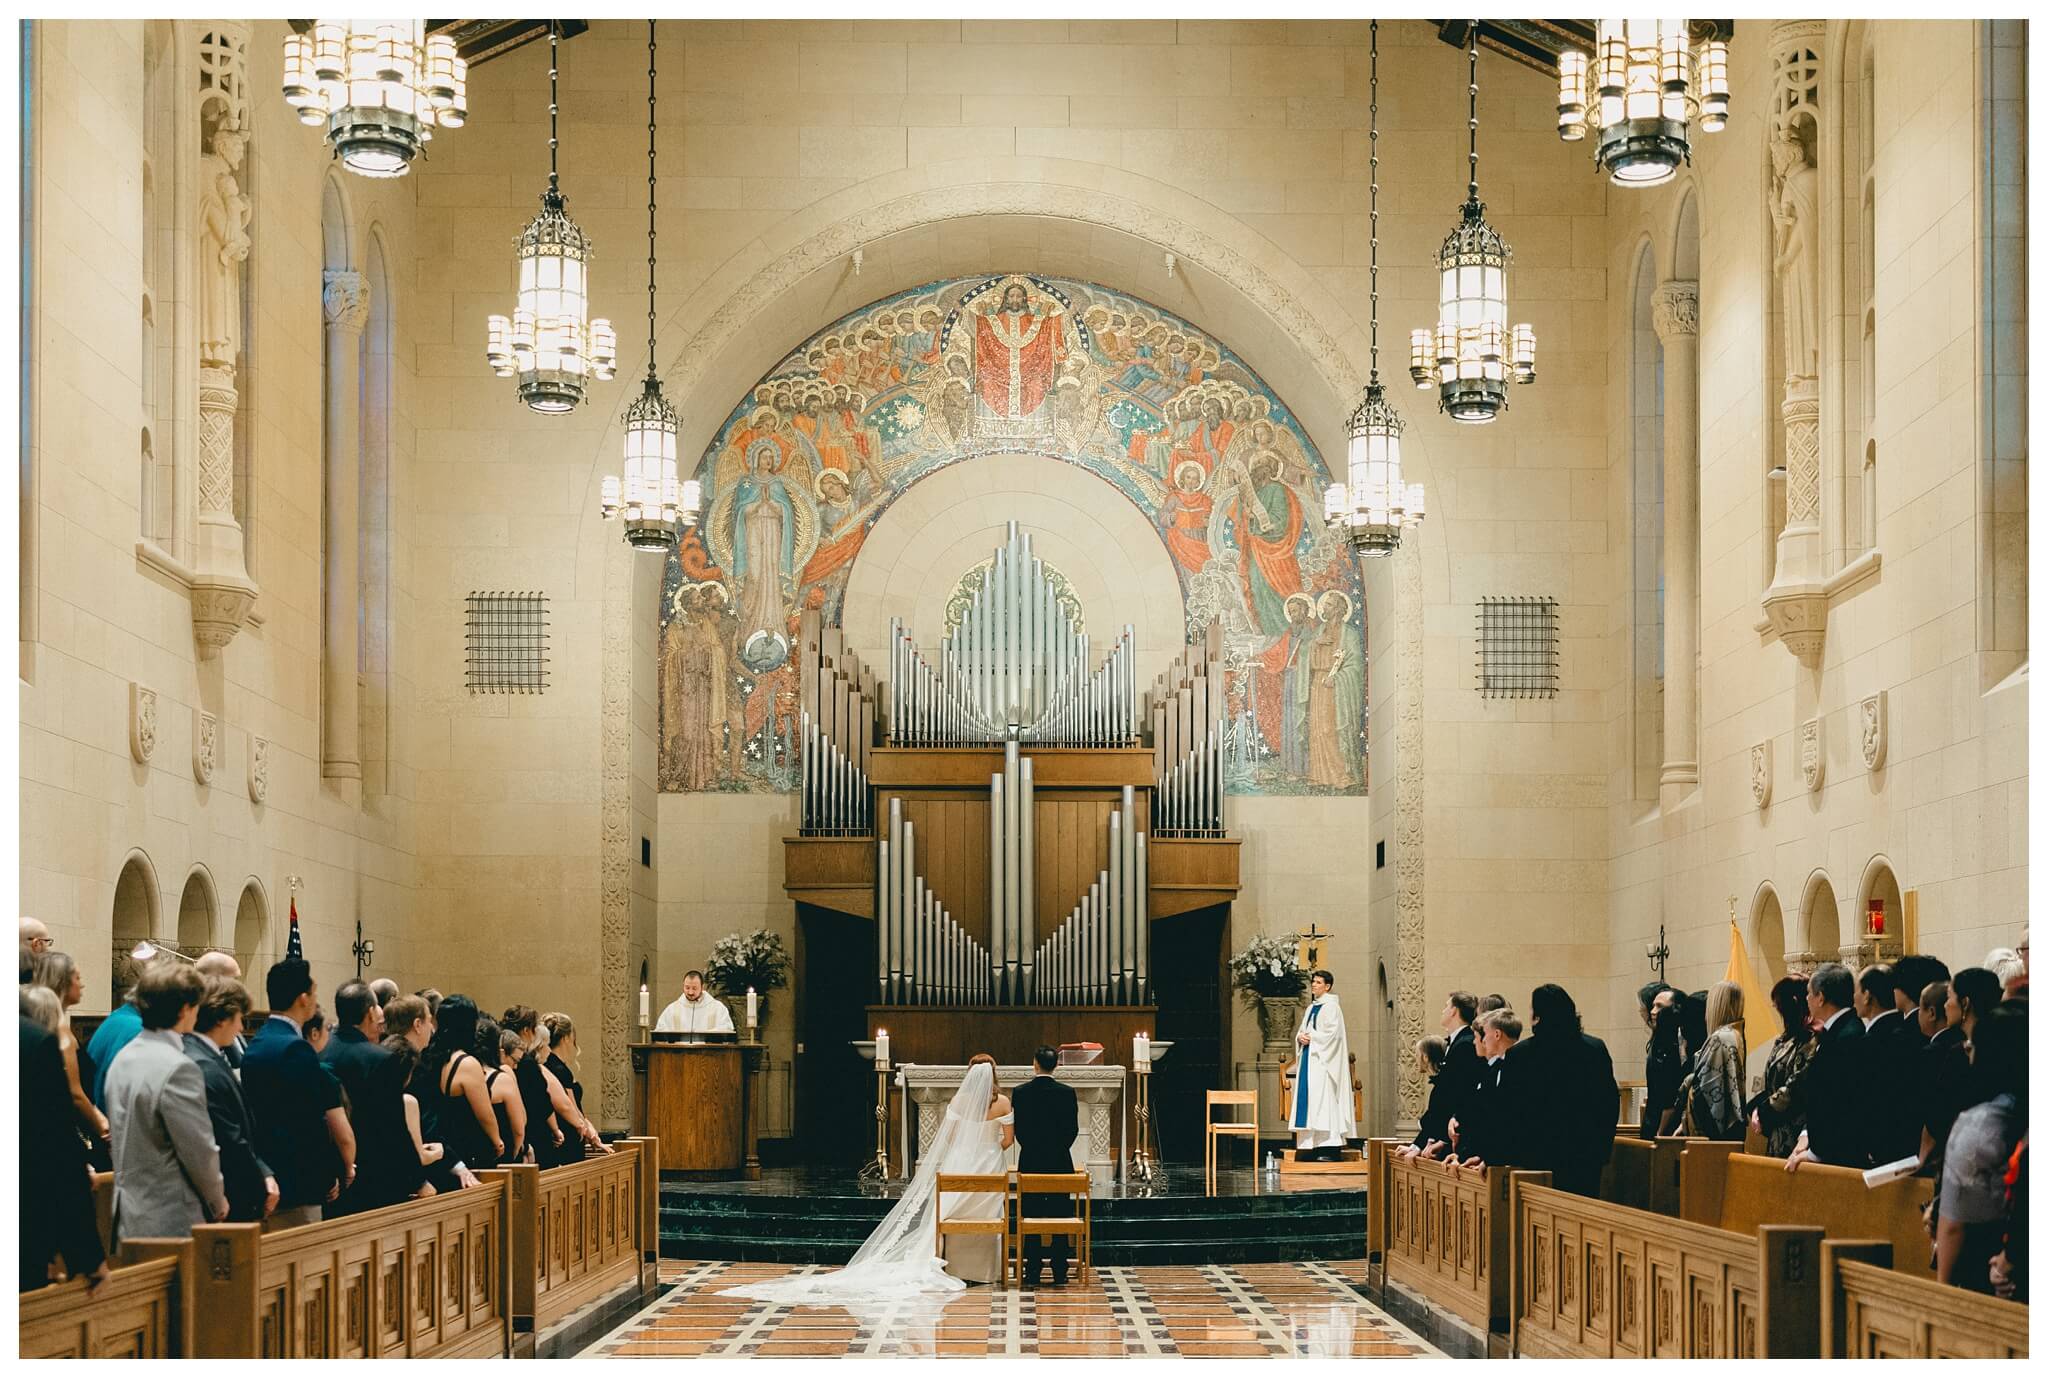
875, 1029, 890, 1069
746, 987, 758, 1028
1133, 1032, 1150, 1069
638, 982, 649, 1027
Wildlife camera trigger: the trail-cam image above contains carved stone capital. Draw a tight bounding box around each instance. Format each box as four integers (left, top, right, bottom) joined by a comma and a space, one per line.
322, 270, 371, 336
1651, 280, 1700, 340
191, 571, 257, 660
130, 683, 159, 765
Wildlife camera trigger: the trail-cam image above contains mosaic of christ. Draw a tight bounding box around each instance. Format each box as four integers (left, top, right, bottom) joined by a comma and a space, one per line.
659, 275, 1366, 797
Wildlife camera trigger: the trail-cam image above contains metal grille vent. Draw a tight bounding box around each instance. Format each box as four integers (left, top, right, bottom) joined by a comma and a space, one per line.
1476, 596, 1559, 699
465, 591, 549, 694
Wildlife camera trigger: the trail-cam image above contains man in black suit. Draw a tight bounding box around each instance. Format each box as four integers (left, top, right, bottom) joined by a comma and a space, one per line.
1520, 984, 1619, 1196
1856, 964, 1921, 1165
1788, 962, 1866, 1171
241, 959, 354, 1227
20, 1013, 108, 1293
184, 977, 278, 1222
323, 980, 421, 1214
1420, 991, 1480, 1159
1451, 1009, 1522, 1169
1009, 1046, 1079, 1288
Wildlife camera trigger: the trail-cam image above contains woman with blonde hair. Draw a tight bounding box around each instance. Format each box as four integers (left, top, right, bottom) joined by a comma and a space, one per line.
31, 951, 109, 1154
1690, 980, 1748, 1141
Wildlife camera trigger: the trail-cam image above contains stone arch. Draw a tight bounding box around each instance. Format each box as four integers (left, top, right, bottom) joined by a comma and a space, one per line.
111, 850, 162, 1004
1855, 854, 1903, 948
841, 454, 1185, 693
1750, 881, 1787, 985
1799, 869, 1842, 963
177, 864, 219, 953
1669, 186, 1701, 281
320, 172, 353, 273
233, 877, 269, 974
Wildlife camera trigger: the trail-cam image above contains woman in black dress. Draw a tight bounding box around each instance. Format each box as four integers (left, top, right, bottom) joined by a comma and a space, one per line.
476, 1019, 527, 1164
540, 1012, 611, 1162
500, 1006, 563, 1167
418, 995, 502, 1173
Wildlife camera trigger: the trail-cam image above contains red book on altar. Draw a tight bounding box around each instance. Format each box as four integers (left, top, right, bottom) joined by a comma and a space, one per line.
1058, 1042, 1103, 1067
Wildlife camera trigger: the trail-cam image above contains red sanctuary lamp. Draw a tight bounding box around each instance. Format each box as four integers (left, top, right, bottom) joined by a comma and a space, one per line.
1866, 899, 1886, 937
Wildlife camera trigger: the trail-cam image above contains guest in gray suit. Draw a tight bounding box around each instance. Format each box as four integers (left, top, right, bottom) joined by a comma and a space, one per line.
103, 963, 227, 1243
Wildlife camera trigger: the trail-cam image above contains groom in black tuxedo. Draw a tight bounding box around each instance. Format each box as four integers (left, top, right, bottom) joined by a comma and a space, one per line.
1009, 1046, 1079, 1288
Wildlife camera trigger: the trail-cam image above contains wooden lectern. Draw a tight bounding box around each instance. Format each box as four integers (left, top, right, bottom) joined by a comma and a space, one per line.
630, 1042, 764, 1177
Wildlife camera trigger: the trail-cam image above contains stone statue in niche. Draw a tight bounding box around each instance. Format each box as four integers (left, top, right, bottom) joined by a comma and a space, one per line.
1769, 130, 1821, 383
197, 122, 252, 368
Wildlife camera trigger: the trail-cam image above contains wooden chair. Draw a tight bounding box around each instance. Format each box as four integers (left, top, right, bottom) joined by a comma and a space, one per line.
1205, 1089, 1259, 1191
1013, 1171, 1091, 1284
935, 1172, 1015, 1287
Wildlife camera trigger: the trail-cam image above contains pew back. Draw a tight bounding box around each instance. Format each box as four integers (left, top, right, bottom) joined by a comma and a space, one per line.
1821, 1241, 2029, 1358
188, 1178, 512, 1358
1379, 1148, 1511, 1332
1512, 1174, 1824, 1359
17, 1240, 193, 1359
1680, 1147, 1933, 1277
490, 1138, 653, 1337
1600, 1135, 1691, 1215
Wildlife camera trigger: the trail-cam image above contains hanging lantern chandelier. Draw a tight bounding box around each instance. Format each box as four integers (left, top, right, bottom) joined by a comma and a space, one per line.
487, 23, 615, 413
1556, 21, 1730, 186
600, 21, 698, 551
282, 21, 467, 178
1325, 21, 1424, 554
1409, 22, 1534, 425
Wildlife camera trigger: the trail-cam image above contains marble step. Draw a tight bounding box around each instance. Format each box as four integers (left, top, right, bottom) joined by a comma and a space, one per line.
658, 1229, 1366, 1267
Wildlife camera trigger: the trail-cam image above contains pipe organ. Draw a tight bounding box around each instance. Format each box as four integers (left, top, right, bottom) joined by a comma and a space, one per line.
790, 522, 1240, 1032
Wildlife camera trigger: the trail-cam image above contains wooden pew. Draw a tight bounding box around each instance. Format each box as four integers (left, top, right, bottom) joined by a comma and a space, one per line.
1679, 1145, 1934, 1277
1511, 1171, 1824, 1358
1600, 1135, 1692, 1216
488, 1136, 659, 1342
1820, 1241, 2029, 1358
18, 1239, 194, 1359
1376, 1142, 1513, 1334
92, 1170, 115, 1257
186, 1177, 513, 1358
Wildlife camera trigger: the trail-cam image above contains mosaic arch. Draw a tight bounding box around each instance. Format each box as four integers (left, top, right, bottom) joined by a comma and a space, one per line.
658, 273, 1367, 798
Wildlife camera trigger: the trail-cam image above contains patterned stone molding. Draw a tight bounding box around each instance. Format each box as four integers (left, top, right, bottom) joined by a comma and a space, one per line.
1393, 541, 1427, 1118
1750, 740, 1773, 809
129, 684, 158, 765
192, 709, 217, 785
598, 541, 633, 1130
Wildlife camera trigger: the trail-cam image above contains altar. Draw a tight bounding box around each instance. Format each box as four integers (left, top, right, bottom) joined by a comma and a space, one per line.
891, 1051, 1169, 1183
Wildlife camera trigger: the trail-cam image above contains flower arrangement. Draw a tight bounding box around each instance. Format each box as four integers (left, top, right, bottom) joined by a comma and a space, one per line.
704, 929, 791, 997
1227, 933, 1307, 1004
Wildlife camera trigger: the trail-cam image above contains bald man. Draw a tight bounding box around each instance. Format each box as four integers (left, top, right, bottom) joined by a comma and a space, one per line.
193, 952, 248, 1067
20, 917, 52, 959
368, 978, 400, 1008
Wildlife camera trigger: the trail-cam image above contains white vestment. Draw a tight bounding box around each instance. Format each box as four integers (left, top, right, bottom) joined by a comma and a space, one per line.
654, 992, 735, 1035
1291, 992, 1357, 1149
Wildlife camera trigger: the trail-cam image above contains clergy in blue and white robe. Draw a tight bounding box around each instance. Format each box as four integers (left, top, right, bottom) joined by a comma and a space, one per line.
1291, 972, 1356, 1155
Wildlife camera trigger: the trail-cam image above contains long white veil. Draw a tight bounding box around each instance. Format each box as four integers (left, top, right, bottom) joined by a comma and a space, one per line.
719, 1061, 997, 1304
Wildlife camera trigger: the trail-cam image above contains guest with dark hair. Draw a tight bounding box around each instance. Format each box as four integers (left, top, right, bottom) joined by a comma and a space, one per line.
1937, 1003, 2028, 1294
1010, 1045, 1079, 1287
1674, 990, 1710, 1069
1948, 967, 2005, 1042
1787, 962, 1866, 1171
325, 980, 420, 1213
1858, 964, 1922, 1164
184, 978, 278, 1222
301, 1006, 331, 1055
1892, 954, 1950, 1029
1642, 995, 1685, 1140
241, 959, 353, 1227
1399, 1037, 1453, 1159
1749, 975, 1816, 1157
1479, 993, 1508, 1014
1918, 979, 1967, 1170
477, 1018, 525, 1164
103, 964, 226, 1242
1517, 984, 1618, 1194
501, 1005, 564, 1166
21, 1003, 107, 1293
416, 995, 499, 1175
1637, 981, 1675, 1031
1433, 991, 1481, 1157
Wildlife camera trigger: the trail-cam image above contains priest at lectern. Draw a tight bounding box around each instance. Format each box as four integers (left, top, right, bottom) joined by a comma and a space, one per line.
1290, 970, 1356, 1161
655, 970, 735, 1036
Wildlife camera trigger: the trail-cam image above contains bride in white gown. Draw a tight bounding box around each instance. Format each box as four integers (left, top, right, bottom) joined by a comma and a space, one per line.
719, 1058, 1015, 1303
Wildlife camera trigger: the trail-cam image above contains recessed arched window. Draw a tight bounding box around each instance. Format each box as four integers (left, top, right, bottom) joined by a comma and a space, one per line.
1630, 243, 1663, 804
177, 865, 218, 955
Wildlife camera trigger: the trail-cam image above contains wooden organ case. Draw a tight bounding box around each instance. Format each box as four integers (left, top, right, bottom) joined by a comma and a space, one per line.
784, 523, 1242, 1066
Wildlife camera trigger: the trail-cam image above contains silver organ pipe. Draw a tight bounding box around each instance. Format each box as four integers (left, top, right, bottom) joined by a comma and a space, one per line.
1149, 619, 1227, 838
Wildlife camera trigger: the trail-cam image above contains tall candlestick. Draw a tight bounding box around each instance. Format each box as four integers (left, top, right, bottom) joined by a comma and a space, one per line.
638, 982, 649, 1027
875, 1028, 890, 1069
746, 986, 758, 1028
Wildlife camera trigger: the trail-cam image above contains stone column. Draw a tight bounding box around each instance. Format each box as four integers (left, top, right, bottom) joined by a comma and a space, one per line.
322, 269, 369, 783
1652, 280, 1700, 792
189, 364, 257, 656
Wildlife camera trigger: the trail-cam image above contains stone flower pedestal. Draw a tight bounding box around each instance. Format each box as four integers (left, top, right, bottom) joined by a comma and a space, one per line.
1254, 993, 1306, 1148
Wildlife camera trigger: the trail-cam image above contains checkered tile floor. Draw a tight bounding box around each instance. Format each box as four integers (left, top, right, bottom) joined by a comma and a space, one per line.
578, 1259, 1440, 1359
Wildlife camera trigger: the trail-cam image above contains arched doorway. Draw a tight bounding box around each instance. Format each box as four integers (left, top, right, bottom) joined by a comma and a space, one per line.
233, 880, 269, 974
110, 851, 161, 1006
1801, 872, 1841, 966
177, 866, 217, 955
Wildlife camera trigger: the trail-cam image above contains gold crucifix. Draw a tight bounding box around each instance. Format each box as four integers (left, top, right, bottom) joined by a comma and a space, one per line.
1296, 923, 1331, 974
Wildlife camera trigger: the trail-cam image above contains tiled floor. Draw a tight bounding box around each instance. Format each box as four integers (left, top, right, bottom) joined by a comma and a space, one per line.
578, 1259, 1441, 1359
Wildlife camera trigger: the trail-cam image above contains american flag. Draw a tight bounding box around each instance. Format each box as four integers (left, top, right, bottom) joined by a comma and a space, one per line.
286, 895, 304, 961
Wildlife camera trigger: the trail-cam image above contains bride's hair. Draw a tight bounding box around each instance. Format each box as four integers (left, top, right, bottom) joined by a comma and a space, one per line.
967, 1052, 999, 1102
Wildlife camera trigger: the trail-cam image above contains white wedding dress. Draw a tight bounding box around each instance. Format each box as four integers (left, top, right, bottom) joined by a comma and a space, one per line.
720, 1062, 1011, 1304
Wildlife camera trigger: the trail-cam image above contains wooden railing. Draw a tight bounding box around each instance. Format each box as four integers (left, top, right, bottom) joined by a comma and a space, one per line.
490, 1136, 659, 1338
1377, 1141, 1512, 1332
1600, 1135, 1692, 1216
1678, 1144, 1934, 1277
18, 1240, 193, 1359
186, 1178, 513, 1358
1820, 1241, 2029, 1358
1511, 1172, 1823, 1358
